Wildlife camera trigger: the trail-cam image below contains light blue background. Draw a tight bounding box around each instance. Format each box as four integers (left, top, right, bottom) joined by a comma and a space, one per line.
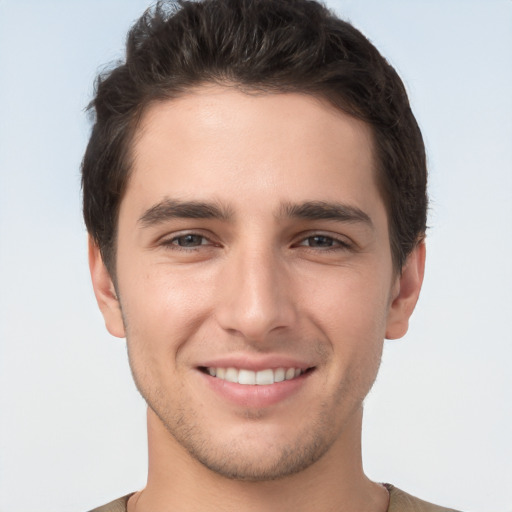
0, 1, 511, 511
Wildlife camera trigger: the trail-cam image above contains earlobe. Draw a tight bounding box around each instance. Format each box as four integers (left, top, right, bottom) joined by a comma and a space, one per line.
88, 236, 126, 338
385, 241, 426, 340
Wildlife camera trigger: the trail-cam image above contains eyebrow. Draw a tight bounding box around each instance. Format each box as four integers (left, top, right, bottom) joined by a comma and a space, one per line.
138, 198, 373, 229
138, 198, 233, 227
279, 200, 373, 227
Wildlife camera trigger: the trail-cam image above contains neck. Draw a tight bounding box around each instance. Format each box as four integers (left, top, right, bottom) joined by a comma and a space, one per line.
129, 408, 389, 512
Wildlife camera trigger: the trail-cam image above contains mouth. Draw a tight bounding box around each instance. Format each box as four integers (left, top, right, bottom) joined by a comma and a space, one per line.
199, 366, 314, 385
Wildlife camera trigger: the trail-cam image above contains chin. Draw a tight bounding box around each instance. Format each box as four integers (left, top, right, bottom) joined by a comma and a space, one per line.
153, 400, 340, 482
183, 431, 334, 482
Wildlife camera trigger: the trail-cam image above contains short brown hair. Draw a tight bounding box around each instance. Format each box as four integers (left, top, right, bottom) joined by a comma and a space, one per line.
82, 0, 427, 274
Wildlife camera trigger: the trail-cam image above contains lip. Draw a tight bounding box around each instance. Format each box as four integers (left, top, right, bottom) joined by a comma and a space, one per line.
196, 355, 315, 408
198, 355, 313, 372
199, 370, 313, 408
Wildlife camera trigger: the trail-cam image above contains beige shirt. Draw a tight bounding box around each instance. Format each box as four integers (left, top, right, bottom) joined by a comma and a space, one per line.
88, 484, 461, 511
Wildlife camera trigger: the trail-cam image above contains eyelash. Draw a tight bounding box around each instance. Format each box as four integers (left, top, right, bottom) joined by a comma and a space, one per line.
161, 233, 214, 251
160, 232, 353, 253
295, 234, 352, 252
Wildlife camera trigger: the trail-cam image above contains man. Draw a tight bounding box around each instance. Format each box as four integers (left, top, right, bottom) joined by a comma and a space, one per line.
82, 0, 460, 510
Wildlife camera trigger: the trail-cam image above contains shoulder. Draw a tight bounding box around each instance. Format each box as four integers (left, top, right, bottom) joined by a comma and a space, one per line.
85, 487, 463, 512
87, 493, 134, 512
386, 485, 462, 512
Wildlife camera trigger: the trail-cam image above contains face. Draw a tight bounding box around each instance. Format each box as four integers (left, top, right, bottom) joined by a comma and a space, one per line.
91, 85, 423, 481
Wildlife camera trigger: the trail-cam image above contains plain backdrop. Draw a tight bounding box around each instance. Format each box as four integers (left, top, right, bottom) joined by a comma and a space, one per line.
0, 1, 511, 511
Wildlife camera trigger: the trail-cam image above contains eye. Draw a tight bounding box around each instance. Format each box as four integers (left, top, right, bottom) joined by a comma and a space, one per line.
303, 235, 336, 248
298, 234, 351, 250
166, 234, 210, 248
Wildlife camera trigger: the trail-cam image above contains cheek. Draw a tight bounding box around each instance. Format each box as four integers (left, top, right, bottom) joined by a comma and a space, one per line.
119, 267, 210, 397
119, 257, 211, 319
118, 263, 224, 414
301, 264, 392, 339
299, 265, 391, 387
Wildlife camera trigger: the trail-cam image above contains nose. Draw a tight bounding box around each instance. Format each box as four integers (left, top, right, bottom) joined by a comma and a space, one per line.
215, 244, 297, 342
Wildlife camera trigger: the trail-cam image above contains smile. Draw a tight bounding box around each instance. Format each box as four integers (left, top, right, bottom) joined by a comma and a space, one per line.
203, 367, 307, 385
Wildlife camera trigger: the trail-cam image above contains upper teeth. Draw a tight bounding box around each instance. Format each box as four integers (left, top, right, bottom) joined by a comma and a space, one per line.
207, 367, 303, 385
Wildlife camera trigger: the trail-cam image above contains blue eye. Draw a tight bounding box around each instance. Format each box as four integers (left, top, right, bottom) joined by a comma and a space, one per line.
299, 235, 350, 250
305, 235, 337, 248
171, 234, 207, 247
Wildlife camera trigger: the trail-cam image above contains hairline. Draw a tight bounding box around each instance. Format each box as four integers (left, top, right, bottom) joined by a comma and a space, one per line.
100, 81, 404, 283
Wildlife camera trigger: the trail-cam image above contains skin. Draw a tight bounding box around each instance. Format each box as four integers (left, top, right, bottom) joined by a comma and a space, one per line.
90, 85, 425, 512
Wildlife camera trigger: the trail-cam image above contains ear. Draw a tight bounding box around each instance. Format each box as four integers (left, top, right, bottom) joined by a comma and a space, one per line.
88, 236, 126, 338
385, 241, 426, 340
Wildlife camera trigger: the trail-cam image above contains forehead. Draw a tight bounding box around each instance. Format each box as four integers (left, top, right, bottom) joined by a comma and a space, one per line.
123, 85, 383, 225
